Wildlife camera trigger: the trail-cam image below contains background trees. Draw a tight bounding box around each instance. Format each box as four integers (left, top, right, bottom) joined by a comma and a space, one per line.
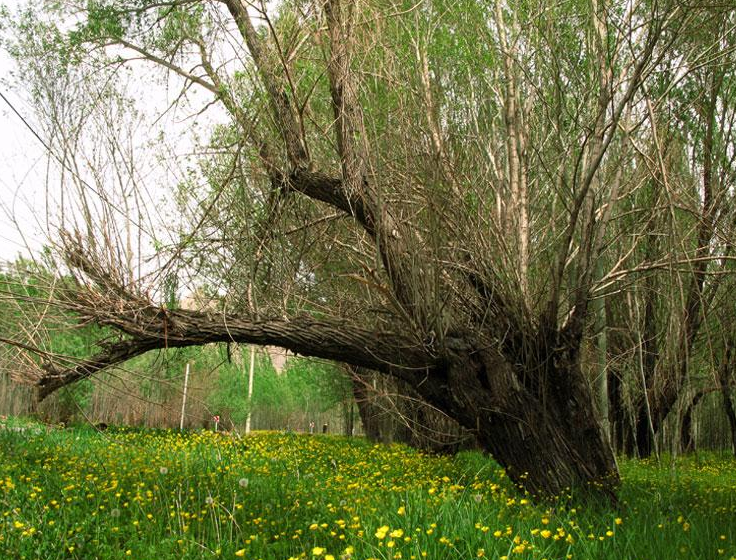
0, 0, 735, 497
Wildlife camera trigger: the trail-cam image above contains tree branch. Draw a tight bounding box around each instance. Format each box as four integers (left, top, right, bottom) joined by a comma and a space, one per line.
29, 310, 436, 399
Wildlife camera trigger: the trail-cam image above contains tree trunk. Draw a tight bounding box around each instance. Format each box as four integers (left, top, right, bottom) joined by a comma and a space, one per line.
607, 366, 633, 456
605, 297, 635, 456
634, 275, 660, 458
352, 370, 393, 444
593, 283, 610, 443
680, 390, 705, 454
413, 345, 619, 499
343, 399, 354, 436
635, 67, 722, 456
723, 386, 736, 457
718, 349, 736, 456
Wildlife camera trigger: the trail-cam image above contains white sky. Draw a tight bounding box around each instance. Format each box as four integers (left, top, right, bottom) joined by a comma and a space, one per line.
0, 2, 48, 263
0, 0, 273, 270
0, 0, 199, 267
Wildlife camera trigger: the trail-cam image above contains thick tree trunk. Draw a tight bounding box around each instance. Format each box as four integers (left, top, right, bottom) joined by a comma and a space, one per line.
680, 390, 705, 454
723, 388, 736, 457
634, 403, 654, 458
719, 358, 736, 457
413, 346, 619, 499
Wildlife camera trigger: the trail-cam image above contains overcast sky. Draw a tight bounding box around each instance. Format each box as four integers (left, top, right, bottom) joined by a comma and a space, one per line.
0, 0, 48, 263
0, 0, 263, 271
0, 0, 183, 267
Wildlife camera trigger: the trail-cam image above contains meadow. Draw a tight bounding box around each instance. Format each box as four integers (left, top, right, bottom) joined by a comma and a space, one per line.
0, 418, 734, 560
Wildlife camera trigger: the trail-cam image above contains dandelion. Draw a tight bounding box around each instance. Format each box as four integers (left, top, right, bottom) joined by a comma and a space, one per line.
235, 549, 245, 557
313, 546, 326, 556
159, 467, 168, 475
110, 508, 120, 518
205, 496, 215, 505
239, 478, 249, 488
397, 506, 405, 515
375, 525, 389, 539
473, 494, 483, 503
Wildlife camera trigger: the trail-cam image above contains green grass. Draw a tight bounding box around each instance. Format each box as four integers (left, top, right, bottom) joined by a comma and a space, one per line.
0, 419, 734, 560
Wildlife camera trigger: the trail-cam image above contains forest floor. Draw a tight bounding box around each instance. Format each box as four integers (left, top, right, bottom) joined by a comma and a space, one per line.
0, 418, 734, 560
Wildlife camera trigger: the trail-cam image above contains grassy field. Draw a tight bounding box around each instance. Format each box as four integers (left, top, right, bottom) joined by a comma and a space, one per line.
0, 418, 734, 560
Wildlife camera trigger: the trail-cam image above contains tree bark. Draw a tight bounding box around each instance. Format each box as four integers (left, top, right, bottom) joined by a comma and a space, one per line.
680, 390, 705, 454
419, 345, 619, 499
718, 345, 736, 457
722, 385, 736, 457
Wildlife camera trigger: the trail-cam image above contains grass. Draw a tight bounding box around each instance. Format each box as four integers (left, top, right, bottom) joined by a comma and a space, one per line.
0, 418, 734, 560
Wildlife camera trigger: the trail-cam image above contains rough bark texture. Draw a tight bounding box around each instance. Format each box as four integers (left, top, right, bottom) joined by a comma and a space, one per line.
723, 387, 736, 457
441, 347, 617, 499
680, 390, 705, 453
718, 346, 736, 457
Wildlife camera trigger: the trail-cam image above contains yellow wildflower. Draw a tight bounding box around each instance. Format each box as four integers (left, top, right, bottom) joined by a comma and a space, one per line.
375, 525, 389, 539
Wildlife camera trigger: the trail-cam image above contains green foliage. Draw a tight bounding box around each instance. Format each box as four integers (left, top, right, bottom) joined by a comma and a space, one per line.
205, 349, 351, 428
282, 357, 352, 412
69, 0, 128, 44
205, 346, 256, 426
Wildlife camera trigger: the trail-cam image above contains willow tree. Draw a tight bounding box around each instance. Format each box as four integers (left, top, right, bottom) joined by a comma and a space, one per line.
1, 0, 716, 498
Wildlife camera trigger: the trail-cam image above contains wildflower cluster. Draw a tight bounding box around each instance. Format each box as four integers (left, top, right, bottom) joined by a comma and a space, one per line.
0, 421, 733, 559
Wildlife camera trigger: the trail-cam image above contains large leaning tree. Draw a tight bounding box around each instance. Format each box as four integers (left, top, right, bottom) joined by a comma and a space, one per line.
1, 0, 730, 498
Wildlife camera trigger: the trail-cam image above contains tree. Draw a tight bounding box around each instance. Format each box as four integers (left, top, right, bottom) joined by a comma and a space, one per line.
2, 0, 734, 499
